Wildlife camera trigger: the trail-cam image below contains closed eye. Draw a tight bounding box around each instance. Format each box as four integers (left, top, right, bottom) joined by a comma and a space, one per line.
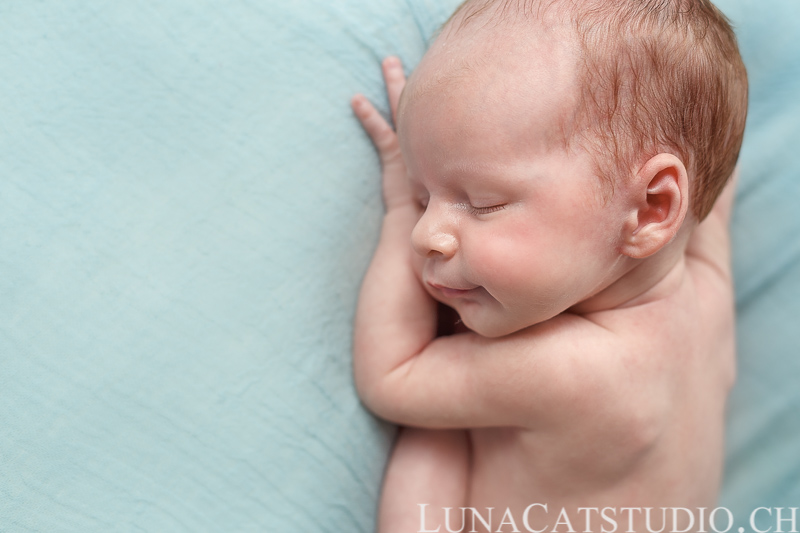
469, 204, 506, 215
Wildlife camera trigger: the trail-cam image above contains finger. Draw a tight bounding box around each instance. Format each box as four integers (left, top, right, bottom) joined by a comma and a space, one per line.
382, 56, 407, 125
351, 93, 402, 165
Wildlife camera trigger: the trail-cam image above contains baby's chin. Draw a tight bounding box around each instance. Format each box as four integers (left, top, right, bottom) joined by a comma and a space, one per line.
456, 302, 565, 338
455, 309, 528, 339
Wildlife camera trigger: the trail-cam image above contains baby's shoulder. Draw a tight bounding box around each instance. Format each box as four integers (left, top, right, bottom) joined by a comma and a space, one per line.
610, 274, 728, 337
583, 257, 735, 387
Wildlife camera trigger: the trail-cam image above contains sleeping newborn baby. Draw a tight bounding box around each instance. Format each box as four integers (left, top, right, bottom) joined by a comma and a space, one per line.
351, 0, 747, 531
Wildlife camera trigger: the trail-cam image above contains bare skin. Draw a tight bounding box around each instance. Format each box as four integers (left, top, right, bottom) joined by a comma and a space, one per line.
351, 23, 736, 532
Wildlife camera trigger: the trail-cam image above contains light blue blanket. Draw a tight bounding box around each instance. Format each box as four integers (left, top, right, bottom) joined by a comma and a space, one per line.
1, 1, 798, 531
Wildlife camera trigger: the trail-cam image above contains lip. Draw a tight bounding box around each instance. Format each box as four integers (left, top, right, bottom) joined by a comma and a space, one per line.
428, 282, 477, 299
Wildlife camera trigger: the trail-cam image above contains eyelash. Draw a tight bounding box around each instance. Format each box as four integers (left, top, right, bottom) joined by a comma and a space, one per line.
469, 204, 506, 215
415, 198, 506, 215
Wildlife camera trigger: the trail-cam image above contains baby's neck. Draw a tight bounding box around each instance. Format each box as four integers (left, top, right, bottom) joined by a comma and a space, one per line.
569, 235, 690, 316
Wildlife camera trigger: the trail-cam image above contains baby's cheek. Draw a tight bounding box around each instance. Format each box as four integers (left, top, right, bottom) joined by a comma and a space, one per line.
411, 250, 425, 281
472, 234, 538, 287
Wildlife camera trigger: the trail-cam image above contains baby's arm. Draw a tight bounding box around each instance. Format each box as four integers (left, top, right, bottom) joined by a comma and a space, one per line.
351, 57, 439, 418
686, 168, 737, 280
364, 314, 625, 428
684, 169, 738, 390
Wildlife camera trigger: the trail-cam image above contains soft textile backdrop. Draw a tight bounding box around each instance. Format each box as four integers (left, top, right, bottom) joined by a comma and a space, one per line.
0, 0, 797, 531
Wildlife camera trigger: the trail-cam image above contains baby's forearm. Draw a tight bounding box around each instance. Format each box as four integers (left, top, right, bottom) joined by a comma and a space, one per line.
353, 205, 437, 417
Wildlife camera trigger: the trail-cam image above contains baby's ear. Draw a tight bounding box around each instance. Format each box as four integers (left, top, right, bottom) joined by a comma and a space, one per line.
620, 153, 689, 259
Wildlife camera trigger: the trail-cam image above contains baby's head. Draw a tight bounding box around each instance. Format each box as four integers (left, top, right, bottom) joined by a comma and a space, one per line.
401, 0, 748, 220
396, 0, 747, 336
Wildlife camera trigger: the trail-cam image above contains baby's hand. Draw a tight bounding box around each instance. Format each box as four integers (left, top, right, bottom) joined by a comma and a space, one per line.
351, 57, 414, 213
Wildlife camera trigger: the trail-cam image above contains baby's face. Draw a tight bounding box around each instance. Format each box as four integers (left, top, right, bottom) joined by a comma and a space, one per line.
398, 25, 630, 337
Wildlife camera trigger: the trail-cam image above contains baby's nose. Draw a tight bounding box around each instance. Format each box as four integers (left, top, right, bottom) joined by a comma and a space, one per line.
411, 208, 457, 258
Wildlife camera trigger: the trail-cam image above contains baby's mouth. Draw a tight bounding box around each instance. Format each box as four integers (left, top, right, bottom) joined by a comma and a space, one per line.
427, 282, 478, 299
